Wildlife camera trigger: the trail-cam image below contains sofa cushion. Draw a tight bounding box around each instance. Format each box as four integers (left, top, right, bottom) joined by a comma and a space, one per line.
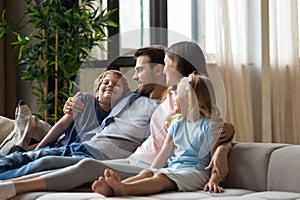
268, 145, 300, 193
221, 142, 289, 191
243, 191, 300, 200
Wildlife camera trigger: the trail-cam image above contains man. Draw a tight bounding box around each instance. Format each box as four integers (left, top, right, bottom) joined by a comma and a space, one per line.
0, 45, 167, 176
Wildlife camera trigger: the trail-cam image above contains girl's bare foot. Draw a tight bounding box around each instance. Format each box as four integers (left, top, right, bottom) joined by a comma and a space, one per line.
105, 169, 128, 196
92, 176, 114, 197
104, 169, 121, 181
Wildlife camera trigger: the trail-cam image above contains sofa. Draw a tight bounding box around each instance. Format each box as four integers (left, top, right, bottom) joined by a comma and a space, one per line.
4, 142, 300, 199
1, 117, 300, 199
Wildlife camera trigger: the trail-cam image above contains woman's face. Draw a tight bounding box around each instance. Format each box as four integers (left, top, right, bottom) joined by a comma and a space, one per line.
163, 54, 183, 87
97, 74, 125, 106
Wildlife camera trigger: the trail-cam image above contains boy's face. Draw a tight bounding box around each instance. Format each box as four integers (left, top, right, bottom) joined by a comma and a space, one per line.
97, 74, 125, 105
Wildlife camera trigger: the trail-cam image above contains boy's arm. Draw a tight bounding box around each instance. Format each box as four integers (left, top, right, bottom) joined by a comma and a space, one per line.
35, 114, 73, 149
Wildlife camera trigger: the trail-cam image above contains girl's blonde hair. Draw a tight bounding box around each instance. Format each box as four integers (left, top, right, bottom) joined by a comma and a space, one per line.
166, 73, 218, 127
93, 70, 130, 99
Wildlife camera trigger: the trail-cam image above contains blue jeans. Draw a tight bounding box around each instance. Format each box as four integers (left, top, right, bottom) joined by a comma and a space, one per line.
0, 143, 93, 175
0, 156, 85, 180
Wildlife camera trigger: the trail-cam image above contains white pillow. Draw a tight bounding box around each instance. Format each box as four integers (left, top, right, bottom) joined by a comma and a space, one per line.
0, 116, 14, 143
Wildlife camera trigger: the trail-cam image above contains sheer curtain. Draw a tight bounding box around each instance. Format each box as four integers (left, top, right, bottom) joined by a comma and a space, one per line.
214, 0, 300, 144
269, 0, 300, 144
214, 0, 254, 142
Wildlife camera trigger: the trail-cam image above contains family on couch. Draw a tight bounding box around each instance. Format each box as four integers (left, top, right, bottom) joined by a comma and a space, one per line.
0, 41, 234, 199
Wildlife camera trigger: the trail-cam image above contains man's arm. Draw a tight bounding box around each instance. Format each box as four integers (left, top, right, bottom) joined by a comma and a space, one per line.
63, 92, 84, 115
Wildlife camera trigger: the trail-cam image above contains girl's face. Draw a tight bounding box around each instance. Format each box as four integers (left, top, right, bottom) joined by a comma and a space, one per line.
175, 91, 188, 116
163, 54, 183, 87
97, 74, 125, 105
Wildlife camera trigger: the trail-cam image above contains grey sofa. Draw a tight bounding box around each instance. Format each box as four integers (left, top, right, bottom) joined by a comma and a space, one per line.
6, 142, 300, 200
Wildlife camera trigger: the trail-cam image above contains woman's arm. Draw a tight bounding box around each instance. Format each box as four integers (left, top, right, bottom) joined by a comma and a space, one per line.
35, 114, 74, 149
203, 170, 224, 193
150, 133, 175, 169
207, 121, 235, 179
206, 142, 232, 180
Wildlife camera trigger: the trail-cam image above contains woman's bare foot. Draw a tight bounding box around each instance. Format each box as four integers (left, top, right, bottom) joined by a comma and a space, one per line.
92, 176, 114, 197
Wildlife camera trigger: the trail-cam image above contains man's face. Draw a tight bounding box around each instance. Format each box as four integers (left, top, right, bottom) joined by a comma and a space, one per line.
133, 55, 157, 96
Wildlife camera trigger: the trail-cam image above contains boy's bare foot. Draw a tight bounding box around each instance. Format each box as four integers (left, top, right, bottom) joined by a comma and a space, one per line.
105, 169, 128, 196
92, 176, 114, 197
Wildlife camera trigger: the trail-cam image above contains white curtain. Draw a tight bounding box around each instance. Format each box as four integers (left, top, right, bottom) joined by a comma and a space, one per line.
269, 0, 300, 144
214, 0, 254, 142
214, 0, 300, 144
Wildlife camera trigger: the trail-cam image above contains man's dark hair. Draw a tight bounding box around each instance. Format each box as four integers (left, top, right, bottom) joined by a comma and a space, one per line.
134, 45, 166, 67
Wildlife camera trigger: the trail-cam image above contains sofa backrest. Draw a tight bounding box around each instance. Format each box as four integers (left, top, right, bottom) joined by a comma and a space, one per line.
267, 145, 300, 192
221, 142, 290, 192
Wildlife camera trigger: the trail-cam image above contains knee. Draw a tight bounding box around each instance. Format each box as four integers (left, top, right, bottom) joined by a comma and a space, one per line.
140, 169, 154, 178
76, 158, 102, 170
154, 172, 166, 179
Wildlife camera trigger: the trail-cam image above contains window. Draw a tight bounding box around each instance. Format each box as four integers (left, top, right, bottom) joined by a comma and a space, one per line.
92, 0, 218, 63
119, 0, 150, 55
167, 0, 216, 57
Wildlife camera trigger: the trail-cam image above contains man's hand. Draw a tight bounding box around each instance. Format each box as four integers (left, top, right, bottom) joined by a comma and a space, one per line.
63, 92, 84, 116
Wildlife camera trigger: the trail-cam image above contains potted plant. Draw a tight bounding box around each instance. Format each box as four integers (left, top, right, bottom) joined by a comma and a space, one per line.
0, 0, 117, 123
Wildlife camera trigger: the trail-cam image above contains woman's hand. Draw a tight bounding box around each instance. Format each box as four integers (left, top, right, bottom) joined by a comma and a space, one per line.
206, 142, 232, 180
204, 170, 224, 193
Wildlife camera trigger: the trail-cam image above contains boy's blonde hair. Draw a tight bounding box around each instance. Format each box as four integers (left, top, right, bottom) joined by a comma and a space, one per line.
93, 70, 130, 99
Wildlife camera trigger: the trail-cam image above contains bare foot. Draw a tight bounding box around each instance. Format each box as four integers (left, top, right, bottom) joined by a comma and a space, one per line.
92, 176, 114, 197
105, 169, 128, 196
104, 169, 121, 181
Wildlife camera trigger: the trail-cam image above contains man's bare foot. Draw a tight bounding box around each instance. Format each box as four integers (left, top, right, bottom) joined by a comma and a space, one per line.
92, 176, 114, 197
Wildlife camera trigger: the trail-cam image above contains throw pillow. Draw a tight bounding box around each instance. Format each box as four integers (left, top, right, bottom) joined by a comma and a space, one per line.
0, 100, 52, 155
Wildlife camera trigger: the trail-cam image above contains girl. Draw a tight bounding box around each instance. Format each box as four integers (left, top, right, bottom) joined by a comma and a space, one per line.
92, 73, 222, 196
35, 70, 130, 148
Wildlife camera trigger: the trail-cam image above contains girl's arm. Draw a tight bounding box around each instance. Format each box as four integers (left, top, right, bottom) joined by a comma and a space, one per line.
150, 133, 175, 169
35, 114, 74, 149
